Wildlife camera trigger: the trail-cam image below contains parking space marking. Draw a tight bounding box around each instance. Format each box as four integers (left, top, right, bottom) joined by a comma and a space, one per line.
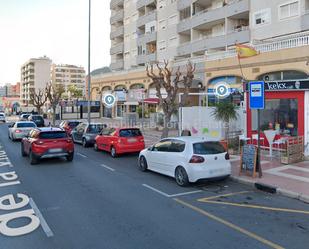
199, 199, 309, 215
29, 198, 54, 238
198, 191, 251, 201
142, 184, 202, 198
77, 153, 87, 158
100, 164, 115, 172
174, 198, 284, 249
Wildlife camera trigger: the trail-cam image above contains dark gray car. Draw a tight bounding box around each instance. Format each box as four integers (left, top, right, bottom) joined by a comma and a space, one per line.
71, 122, 106, 147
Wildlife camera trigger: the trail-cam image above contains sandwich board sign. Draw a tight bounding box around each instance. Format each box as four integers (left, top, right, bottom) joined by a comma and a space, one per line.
249, 81, 265, 109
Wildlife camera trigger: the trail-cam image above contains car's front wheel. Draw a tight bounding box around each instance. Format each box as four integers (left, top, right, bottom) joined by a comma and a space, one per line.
94, 142, 99, 151
21, 143, 26, 157
82, 138, 88, 148
139, 156, 148, 172
110, 146, 117, 158
29, 150, 39, 165
175, 166, 189, 187
66, 152, 74, 162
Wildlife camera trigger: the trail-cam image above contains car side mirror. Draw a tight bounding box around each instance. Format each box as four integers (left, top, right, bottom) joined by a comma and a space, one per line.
148, 146, 153, 151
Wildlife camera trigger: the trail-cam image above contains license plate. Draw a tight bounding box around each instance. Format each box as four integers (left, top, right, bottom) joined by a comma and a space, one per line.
49, 148, 62, 153
127, 138, 137, 143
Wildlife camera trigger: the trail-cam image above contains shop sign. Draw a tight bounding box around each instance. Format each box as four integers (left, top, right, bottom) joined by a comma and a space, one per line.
245, 79, 309, 91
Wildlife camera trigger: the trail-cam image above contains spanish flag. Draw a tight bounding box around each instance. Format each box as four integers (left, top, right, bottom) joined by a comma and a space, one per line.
236, 44, 259, 58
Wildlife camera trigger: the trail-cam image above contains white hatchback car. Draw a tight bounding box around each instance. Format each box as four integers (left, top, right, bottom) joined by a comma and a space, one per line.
138, 137, 231, 186
0, 113, 6, 123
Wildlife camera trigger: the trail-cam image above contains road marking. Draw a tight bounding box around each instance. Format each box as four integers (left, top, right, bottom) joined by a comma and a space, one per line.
199, 200, 309, 215
77, 153, 87, 158
142, 184, 202, 198
100, 164, 115, 172
174, 198, 284, 249
142, 184, 170, 197
29, 198, 54, 238
198, 191, 251, 201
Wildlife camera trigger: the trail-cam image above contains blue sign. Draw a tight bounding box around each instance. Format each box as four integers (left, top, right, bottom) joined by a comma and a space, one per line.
249, 81, 265, 109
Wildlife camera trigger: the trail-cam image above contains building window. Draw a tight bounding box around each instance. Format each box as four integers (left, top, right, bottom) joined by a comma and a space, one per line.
253, 9, 271, 27
158, 19, 167, 30
158, 0, 166, 8
158, 40, 167, 51
279, 1, 299, 20
258, 70, 308, 81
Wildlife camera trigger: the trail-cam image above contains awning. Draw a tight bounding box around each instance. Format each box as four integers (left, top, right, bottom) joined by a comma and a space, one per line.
143, 98, 160, 104
124, 101, 139, 105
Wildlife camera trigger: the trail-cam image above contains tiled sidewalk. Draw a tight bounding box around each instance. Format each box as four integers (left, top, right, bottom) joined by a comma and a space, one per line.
230, 155, 309, 203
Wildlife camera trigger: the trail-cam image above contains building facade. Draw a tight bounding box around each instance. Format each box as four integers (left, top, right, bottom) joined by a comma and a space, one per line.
50, 64, 86, 94
20, 56, 52, 105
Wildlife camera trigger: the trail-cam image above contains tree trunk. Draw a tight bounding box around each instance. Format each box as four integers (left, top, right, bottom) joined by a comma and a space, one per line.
161, 113, 172, 138
225, 121, 229, 147
52, 106, 56, 126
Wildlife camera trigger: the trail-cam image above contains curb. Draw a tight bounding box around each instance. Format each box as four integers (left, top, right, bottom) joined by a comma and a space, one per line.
230, 176, 309, 204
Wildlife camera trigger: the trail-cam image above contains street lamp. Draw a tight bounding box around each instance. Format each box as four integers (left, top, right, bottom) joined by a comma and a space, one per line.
87, 0, 91, 124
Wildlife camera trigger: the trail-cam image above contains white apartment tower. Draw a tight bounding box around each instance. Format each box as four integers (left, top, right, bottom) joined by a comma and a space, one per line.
20, 56, 52, 105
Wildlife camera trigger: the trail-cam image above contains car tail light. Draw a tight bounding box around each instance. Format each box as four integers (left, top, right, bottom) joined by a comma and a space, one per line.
189, 155, 205, 163
140, 138, 144, 142
15, 129, 22, 133
67, 139, 73, 143
34, 140, 44, 145
225, 152, 230, 160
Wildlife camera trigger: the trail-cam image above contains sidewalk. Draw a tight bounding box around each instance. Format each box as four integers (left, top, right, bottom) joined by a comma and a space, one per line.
230, 154, 309, 203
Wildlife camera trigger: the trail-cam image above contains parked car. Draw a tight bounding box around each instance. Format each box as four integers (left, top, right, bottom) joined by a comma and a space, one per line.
8, 121, 37, 141
28, 115, 45, 127
71, 122, 106, 147
19, 113, 31, 121
94, 128, 145, 157
21, 127, 74, 165
59, 120, 82, 136
138, 137, 231, 186
0, 113, 6, 123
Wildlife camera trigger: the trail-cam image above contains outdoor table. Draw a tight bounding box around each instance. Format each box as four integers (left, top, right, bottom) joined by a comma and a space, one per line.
264, 129, 278, 157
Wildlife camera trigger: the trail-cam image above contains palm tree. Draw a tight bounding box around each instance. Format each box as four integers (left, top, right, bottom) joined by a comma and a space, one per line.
212, 101, 238, 143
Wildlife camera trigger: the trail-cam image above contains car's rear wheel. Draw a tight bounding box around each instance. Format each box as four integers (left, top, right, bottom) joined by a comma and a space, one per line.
21, 143, 26, 157
66, 152, 74, 162
94, 142, 99, 151
82, 138, 88, 148
139, 156, 148, 171
110, 146, 117, 158
175, 166, 189, 187
29, 150, 38, 165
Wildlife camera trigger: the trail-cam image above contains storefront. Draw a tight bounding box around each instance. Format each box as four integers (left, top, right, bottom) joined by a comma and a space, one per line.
114, 85, 127, 118
246, 78, 309, 155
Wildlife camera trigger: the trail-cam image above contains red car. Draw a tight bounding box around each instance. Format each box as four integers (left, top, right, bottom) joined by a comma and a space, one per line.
21, 127, 74, 164
94, 128, 145, 157
59, 120, 82, 136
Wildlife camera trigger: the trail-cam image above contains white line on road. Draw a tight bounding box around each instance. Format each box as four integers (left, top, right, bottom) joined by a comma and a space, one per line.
142, 184, 202, 198
29, 198, 54, 238
100, 164, 115, 172
77, 153, 87, 158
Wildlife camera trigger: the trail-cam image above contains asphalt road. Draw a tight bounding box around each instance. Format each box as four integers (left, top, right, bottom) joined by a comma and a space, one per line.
0, 123, 308, 249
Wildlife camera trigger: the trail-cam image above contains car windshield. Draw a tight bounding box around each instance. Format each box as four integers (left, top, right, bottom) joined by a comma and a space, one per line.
0, 114, 4, 117
16, 123, 36, 128
32, 116, 43, 121
119, 129, 142, 137
87, 124, 104, 134
193, 142, 226, 155
22, 114, 30, 118
39, 131, 68, 139
68, 122, 80, 128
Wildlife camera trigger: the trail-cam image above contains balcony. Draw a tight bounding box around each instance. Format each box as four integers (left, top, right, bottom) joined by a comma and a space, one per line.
177, 0, 192, 10
110, 26, 124, 39
136, 11, 156, 28
110, 10, 124, 24
136, 53, 157, 64
137, 0, 156, 9
177, 28, 250, 56
110, 60, 124, 71
226, 0, 249, 17
301, 10, 309, 30
191, 7, 225, 29
137, 32, 157, 46
110, 42, 124, 55
177, 18, 192, 33
110, 0, 124, 9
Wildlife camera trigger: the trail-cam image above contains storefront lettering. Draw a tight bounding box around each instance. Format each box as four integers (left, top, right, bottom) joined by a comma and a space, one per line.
267, 82, 287, 90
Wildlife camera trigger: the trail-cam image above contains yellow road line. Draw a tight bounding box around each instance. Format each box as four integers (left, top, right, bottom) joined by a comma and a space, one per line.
201, 200, 309, 215
198, 191, 251, 201
174, 198, 285, 249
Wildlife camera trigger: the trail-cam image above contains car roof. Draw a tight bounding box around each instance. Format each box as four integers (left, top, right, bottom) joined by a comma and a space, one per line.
161, 136, 221, 143
15, 121, 35, 124
37, 127, 64, 132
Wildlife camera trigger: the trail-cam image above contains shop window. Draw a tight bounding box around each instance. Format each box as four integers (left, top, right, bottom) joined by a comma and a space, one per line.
251, 99, 298, 136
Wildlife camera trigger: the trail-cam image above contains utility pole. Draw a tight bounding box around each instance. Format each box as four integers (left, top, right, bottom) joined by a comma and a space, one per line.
87, 0, 91, 124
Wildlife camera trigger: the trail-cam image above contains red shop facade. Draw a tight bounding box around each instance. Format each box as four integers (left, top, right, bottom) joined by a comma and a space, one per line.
246, 79, 309, 149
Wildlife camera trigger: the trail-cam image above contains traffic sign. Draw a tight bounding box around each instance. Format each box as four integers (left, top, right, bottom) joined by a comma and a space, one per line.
249, 81, 264, 109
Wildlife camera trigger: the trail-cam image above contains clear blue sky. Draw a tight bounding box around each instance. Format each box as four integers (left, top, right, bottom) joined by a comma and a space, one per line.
0, 0, 110, 84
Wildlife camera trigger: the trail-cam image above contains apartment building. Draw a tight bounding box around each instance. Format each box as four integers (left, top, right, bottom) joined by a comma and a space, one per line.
50, 64, 86, 94
20, 56, 52, 105
0, 83, 20, 97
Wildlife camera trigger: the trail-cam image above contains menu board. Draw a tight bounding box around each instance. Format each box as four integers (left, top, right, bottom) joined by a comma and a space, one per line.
240, 144, 257, 178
